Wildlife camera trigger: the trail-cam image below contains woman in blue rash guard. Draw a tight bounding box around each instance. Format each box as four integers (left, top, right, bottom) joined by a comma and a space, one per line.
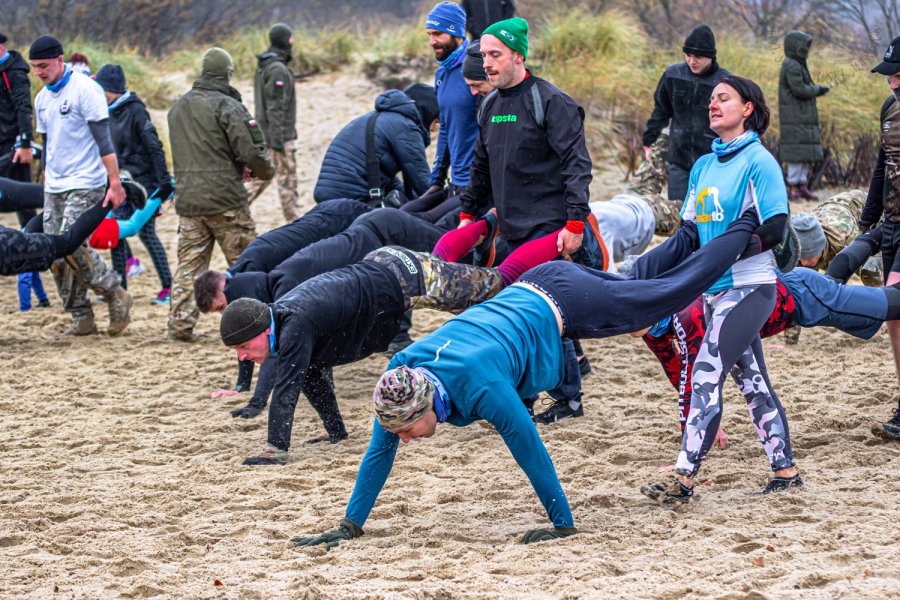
641, 75, 800, 505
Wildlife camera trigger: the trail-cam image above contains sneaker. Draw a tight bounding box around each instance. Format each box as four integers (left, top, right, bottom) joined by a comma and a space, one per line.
533, 399, 583, 425
125, 257, 145, 279
472, 208, 499, 267
882, 405, 900, 439
242, 444, 288, 466
53, 318, 98, 338
106, 287, 133, 336
167, 330, 203, 343
754, 474, 804, 496
151, 288, 170, 306
640, 475, 694, 504
37, 299, 51, 308
305, 432, 349, 444
523, 395, 538, 417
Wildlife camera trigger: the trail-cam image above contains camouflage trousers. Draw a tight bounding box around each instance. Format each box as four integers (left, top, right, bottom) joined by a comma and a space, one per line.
44, 187, 120, 322
247, 140, 300, 222
168, 206, 256, 338
412, 251, 504, 313
676, 285, 795, 477
643, 194, 683, 237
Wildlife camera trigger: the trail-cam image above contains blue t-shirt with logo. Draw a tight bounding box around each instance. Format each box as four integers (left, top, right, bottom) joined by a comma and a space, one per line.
681, 141, 788, 294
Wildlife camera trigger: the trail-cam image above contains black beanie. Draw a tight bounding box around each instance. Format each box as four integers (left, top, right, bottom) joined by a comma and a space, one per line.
269, 23, 293, 50
462, 40, 488, 81
95, 64, 127, 94
403, 83, 440, 129
0, 33, 7, 45
29, 35, 64, 60
682, 25, 716, 59
220, 298, 270, 346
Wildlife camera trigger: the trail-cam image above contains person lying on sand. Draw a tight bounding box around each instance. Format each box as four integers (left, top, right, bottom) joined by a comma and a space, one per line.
290, 208, 758, 548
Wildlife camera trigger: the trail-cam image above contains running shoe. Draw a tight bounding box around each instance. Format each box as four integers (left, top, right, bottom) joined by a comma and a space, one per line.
640, 475, 694, 504
37, 298, 51, 308
882, 404, 900, 439
533, 398, 583, 425
472, 208, 499, 267
243, 444, 288, 466
151, 288, 170, 306
126, 257, 145, 279
753, 474, 804, 495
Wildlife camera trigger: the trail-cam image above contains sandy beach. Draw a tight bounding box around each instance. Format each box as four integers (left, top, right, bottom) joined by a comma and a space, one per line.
1, 67, 898, 599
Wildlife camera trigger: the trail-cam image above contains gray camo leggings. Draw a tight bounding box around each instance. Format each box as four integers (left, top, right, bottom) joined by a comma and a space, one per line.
675, 284, 795, 476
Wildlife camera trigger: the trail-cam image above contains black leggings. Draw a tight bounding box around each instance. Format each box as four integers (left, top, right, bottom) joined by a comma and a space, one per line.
0, 200, 108, 276
518, 208, 759, 339
400, 186, 462, 224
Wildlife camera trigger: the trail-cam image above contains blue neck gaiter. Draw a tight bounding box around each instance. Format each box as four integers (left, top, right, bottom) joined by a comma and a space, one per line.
438, 38, 468, 69
710, 129, 759, 157
45, 66, 73, 93
417, 367, 451, 422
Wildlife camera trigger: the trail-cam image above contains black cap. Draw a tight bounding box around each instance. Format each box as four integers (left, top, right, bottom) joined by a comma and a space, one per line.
462, 40, 488, 81
29, 35, 64, 60
95, 64, 126, 93
403, 83, 440, 129
682, 25, 716, 59
872, 36, 900, 75
0, 32, 8, 45
220, 298, 270, 346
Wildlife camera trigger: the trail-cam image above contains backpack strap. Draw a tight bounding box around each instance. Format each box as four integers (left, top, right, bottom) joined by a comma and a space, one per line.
365, 112, 382, 199
476, 89, 499, 127
530, 83, 544, 127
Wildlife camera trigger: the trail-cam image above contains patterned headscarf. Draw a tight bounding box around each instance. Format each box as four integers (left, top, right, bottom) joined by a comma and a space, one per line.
373, 366, 435, 430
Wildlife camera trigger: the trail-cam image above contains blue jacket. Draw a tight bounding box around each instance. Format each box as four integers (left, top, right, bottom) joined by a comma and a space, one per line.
314, 90, 431, 203
344, 286, 573, 528
429, 44, 479, 187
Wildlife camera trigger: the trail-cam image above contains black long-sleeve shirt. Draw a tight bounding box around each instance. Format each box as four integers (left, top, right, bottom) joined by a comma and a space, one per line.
861, 95, 900, 225
459, 74, 591, 243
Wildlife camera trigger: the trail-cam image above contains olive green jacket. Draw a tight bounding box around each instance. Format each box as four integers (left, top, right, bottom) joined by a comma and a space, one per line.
254, 47, 297, 149
778, 31, 826, 164
168, 75, 275, 217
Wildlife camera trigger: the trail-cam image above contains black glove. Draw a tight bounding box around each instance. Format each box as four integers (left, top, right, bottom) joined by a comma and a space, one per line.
230, 402, 265, 419
817, 86, 830, 96
157, 180, 174, 201
521, 526, 577, 544
291, 518, 364, 549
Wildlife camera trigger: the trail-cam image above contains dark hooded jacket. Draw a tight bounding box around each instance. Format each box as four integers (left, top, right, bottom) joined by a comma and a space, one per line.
108, 92, 170, 192
778, 31, 826, 164
313, 89, 431, 203
0, 50, 33, 144
642, 60, 732, 171
461, 0, 516, 39
253, 46, 296, 148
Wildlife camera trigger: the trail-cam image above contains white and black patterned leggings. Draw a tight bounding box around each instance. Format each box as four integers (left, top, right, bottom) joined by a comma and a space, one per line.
675, 284, 795, 477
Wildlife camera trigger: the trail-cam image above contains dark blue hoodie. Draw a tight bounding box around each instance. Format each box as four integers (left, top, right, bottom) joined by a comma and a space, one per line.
314, 89, 432, 203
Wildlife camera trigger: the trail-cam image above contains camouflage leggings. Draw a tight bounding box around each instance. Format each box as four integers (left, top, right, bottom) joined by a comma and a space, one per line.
675, 284, 795, 477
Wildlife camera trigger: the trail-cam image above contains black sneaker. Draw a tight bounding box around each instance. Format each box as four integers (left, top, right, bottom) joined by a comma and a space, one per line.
883, 405, 900, 439
753, 474, 803, 496
37, 299, 51, 308
640, 475, 694, 504
533, 399, 583, 425
523, 395, 538, 417
472, 208, 499, 267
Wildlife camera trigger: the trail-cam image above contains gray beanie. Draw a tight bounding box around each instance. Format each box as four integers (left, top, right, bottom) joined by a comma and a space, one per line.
220, 298, 270, 346
201, 47, 234, 80
791, 213, 826, 259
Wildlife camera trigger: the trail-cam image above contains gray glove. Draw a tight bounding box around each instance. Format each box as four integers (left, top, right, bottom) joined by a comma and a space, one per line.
521, 526, 577, 544
291, 517, 364, 549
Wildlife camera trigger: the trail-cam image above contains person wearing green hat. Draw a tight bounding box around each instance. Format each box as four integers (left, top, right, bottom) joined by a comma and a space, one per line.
166, 47, 275, 342
249, 23, 300, 223
861, 34, 900, 440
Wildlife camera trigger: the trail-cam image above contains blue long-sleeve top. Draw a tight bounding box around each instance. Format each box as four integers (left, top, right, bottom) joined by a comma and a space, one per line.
428, 43, 479, 188
344, 286, 573, 528
109, 197, 162, 238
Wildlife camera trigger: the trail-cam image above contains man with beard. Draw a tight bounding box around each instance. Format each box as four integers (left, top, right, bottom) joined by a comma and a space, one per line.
422, 2, 478, 218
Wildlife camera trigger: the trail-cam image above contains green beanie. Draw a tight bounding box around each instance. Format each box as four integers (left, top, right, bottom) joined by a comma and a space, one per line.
201, 47, 234, 80
268, 23, 293, 50
482, 17, 529, 59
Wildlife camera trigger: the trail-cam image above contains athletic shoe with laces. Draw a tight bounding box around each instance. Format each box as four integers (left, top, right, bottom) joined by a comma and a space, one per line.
532, 398, 584, 425
472, 208, 499, 267
752, 474, 804, 496
37, 298, 51, 308
125, 257, 145, 279
150, 288, 170, 306
640, 475, 694, 504
882, 405, 900, 439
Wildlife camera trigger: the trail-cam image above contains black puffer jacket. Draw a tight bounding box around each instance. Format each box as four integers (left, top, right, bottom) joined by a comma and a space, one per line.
0, 50, 33, 144
642, 60, 732, 171
108, 92, 170, 192
313, 89, 431, 204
